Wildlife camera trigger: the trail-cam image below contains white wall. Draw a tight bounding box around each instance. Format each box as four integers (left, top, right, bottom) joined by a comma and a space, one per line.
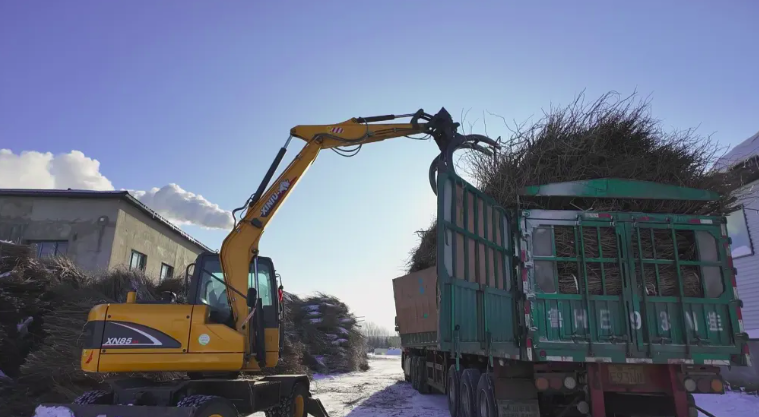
729, 180, 759, 337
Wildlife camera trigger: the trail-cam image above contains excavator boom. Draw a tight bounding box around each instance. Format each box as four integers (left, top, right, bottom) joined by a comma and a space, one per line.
220, 107, 499, 335
221, 109, 436, 332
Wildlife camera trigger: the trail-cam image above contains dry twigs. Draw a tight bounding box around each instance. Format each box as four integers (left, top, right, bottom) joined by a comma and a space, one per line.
408, 92, 743, 289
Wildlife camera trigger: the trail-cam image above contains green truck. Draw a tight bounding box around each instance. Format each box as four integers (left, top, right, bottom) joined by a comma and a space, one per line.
392, 171, 752, 417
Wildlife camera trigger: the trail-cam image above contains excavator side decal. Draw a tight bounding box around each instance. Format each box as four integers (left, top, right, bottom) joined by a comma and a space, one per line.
84, 320, 182, 349
260, 177, 298, 217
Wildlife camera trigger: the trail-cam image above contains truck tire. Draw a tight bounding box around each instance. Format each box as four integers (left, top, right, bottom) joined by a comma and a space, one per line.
447, 364, 462, 417
475, 373, 496, 417
411, 357, 420, 390
416, 356, 430, 394
265, 382, 309, 417
460, 368, 481, 417
73, 390, 113, 405
177, 395, 239, 417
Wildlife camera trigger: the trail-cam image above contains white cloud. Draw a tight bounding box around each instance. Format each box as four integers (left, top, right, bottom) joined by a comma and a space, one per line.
0, 149, 233, 230
129, 184, 233, 230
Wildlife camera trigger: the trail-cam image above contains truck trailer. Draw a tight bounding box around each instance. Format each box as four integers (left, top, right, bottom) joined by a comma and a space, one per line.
393, 171, 752, 417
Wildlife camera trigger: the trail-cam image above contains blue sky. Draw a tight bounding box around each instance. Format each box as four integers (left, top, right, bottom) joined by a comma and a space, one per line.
1, 1, 758, 331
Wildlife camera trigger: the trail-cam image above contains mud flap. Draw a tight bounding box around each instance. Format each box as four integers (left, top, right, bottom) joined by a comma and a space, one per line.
305, 397, 330, 417
33, 404, 197, 417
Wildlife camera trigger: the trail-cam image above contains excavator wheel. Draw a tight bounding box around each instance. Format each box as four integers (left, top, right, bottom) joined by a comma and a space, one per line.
177, 395, 239, 417
265, 382, 308, 417
73, 390, 113, 405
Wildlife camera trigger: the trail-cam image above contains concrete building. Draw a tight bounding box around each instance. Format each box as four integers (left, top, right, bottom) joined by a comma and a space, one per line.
0, 189, 212, 281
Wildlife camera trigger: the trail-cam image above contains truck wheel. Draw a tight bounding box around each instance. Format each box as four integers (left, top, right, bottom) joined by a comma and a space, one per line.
475, 373, 496, 417
73, 390, 113, 405
460, 368, 481, 417
177, 395, 239, 417
447, 365, 462, 417
265, 382, 308, 417
417, 356, 430, 394
411, 357, 420, 390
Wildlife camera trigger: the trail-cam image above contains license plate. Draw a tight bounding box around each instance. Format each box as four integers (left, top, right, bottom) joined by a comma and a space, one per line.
496, 400, 540, 417
608, 365, 646, 385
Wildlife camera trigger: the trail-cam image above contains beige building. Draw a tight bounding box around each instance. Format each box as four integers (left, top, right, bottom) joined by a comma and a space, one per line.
0, 189, 212, 281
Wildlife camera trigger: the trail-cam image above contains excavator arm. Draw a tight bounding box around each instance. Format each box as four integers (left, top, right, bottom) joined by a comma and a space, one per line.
219, 107, 499, 339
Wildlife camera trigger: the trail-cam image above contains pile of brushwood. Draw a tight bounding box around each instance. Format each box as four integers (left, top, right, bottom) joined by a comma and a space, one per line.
0, 242, 367, 417
262, 291, 368, 376
408, 92, 746, 297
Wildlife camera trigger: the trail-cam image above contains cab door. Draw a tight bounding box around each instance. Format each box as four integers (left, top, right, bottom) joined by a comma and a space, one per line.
248, 256, 280, 367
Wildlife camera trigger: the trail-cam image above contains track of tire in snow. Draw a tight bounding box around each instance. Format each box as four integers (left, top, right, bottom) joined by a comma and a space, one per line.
254, 355, 758, 417
307, 356, 447, 417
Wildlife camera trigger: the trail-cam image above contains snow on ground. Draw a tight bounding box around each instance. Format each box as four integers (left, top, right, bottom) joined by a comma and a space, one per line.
253, 356, 758, 417
251, 356, 445, 417
696, 391, 759, 417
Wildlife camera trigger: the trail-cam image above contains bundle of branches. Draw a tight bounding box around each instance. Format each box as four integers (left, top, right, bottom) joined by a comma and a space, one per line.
261, 292, 309, 376
290, 293, 369, 374
0, 254, 186, 417
407, 219, 438, 277
408, 92, 743, 278
550, 226, 704, 297
0, 241, 33, 273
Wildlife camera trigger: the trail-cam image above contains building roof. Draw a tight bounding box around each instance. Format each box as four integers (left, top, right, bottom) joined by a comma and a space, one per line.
0, 188, 213, 252
715, 129, 759, 170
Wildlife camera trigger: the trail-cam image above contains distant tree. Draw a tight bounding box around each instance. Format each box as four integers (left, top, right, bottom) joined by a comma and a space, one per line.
361, 321, 396, 350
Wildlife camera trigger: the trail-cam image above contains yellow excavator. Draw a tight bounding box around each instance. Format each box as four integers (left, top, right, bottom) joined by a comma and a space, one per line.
33, 108, 499, 417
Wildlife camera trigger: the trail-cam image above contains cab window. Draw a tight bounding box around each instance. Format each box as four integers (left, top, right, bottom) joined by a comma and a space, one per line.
194, 257, 232, 324
248, 261, 273, 307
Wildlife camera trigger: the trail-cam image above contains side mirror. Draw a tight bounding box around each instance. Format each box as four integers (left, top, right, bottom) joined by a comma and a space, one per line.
247, 287, 257, 308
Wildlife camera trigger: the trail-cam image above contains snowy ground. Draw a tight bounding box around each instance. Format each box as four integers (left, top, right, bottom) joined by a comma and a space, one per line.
253, 355, 758, 417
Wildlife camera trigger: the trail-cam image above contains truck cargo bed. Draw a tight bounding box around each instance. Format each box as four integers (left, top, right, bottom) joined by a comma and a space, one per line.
393, 172, 750, 368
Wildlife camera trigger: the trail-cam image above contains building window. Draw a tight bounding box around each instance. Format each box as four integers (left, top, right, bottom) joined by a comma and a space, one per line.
29, 240, 68, 258
130, 250, 147, 271
160, 263, 174, 281
726, 206, 753, 258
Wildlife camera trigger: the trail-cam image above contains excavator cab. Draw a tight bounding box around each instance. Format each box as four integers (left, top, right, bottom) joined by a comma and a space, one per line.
187, 254, 277, 324
186, 252, 281, 366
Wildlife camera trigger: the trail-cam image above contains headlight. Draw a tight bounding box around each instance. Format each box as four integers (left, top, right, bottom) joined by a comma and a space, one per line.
683, 378, 697, 392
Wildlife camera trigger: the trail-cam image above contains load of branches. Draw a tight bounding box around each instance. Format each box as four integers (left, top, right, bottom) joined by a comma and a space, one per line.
0, 243, 367, 417
407, 92, 744, 296
277, 293, 368, 375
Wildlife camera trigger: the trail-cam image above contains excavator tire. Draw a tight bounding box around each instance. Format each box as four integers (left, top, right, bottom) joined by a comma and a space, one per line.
73, 390, 113, 405
177, 395, 239, 417
265, 382, 308, 417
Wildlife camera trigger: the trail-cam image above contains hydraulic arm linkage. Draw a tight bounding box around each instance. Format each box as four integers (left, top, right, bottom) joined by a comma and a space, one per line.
219, 107, 500, 334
